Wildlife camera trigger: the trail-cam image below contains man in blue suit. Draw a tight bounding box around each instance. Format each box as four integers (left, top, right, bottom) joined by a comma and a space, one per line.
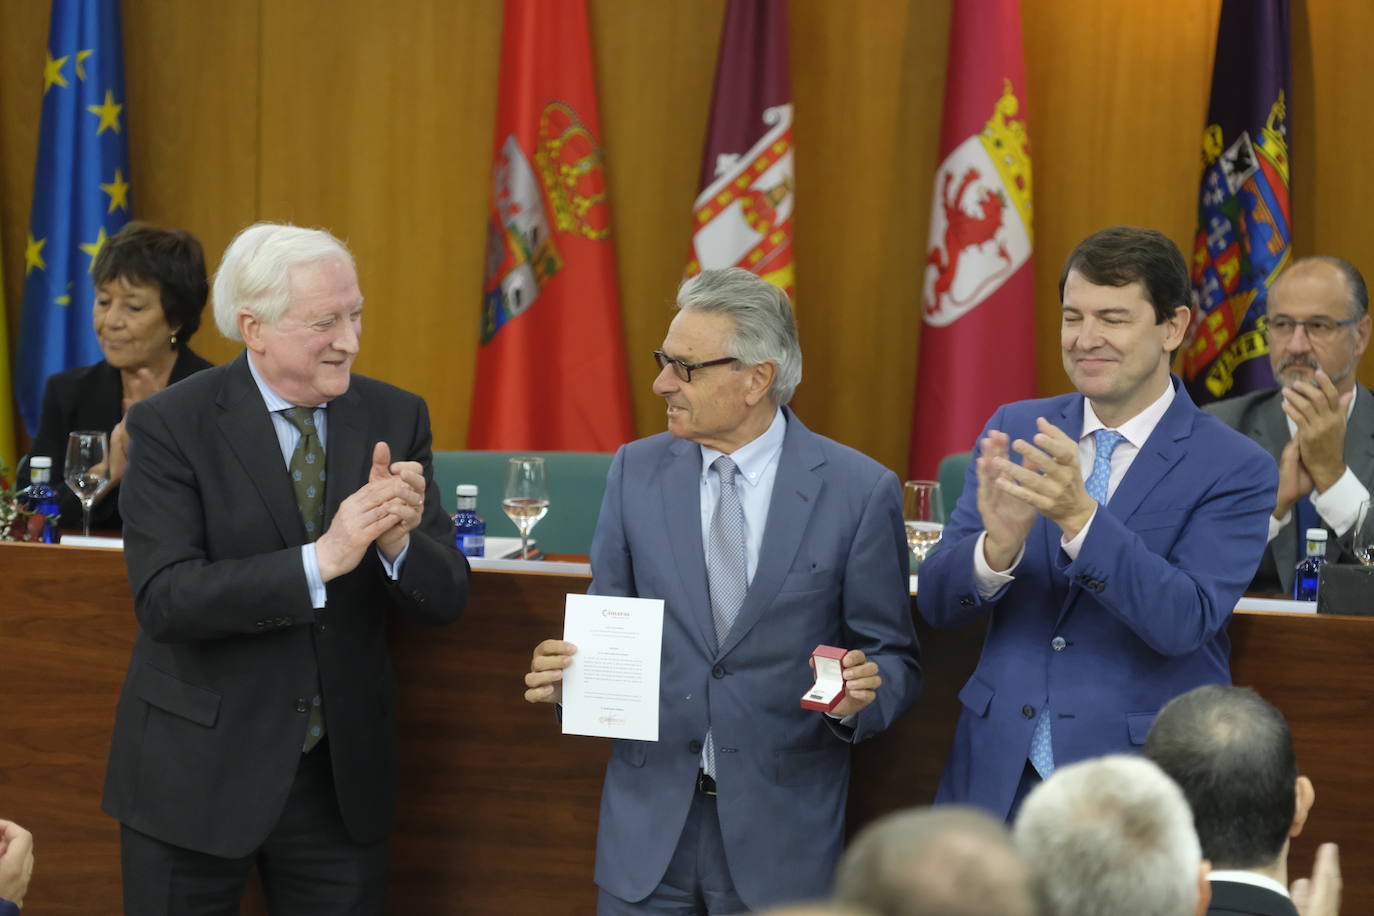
525, 268, 922, 914
918, 225, 1276, 822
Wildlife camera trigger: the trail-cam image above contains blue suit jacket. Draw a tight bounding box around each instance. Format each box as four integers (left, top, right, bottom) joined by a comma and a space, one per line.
588, 409, 921, 909
918, 379, 1276, 819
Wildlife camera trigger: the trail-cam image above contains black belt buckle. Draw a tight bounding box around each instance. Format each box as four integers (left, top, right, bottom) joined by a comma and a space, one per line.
696, 770, 717, 796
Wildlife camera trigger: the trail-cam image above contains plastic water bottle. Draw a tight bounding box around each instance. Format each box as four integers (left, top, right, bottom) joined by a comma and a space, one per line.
19, 456, 60, 543
1293, 528, 1327, 601
453, 484, 485, 557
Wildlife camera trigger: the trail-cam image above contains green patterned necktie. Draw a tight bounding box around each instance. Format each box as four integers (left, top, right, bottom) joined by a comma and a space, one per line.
281, 406, 327, 752
281, 407, 326, 542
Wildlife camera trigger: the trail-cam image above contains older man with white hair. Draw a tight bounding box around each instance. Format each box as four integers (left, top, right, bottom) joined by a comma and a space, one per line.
1013, 754, 1211, 916
103, 222, 468, 914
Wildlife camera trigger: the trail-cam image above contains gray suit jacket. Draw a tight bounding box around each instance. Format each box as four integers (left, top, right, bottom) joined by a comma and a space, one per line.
1204, 386, 1374, 595
587, 408, 922, 910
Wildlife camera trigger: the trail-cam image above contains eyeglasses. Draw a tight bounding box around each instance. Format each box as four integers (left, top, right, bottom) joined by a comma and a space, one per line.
652, 349, 738, 382
1266, 315, 1359, 342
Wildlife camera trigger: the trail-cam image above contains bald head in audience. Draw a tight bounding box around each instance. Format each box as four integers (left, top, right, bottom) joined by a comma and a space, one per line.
833, 806, 1037, 916
1013, 755, 1209, 916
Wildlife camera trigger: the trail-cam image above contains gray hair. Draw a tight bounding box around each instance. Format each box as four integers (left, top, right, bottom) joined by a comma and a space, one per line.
835, 805, 1038, 916
212, 222, 355, 341
676, 268, 802, 405
1013, 755, 1201, 916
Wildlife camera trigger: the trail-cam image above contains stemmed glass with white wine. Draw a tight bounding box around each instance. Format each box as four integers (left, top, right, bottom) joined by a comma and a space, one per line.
65, 430, 111, 537
903, 480, 945, 569
503, 456, 549, 560
1354, 499, 1374, 567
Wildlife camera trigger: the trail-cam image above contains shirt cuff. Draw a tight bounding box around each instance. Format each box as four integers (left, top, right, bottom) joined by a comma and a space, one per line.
1060, 504, 1097, 560
302, 543, 326, 608
377, 541, 409, 579
973, 531, 1021, 600
1312, 467, 1369, 537
1268, 509, 1290, 544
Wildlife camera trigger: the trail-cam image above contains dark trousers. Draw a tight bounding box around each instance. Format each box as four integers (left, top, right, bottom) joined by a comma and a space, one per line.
119, 739, 388, 916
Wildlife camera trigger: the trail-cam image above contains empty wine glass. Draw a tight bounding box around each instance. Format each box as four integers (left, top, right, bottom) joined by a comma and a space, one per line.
503, 456, 549, 560
903, 480, 945, 568
1354, 499, 1374, 567
65, 430, 111, 537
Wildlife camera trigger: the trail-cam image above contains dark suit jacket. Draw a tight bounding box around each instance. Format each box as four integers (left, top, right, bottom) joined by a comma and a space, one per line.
1207, 877, 1300, 916
28, 347, 212, 529
1204, 386, 1374, 595
102, 353, 468, 857
918, 378, 1277, 819
588, 408, 922, 909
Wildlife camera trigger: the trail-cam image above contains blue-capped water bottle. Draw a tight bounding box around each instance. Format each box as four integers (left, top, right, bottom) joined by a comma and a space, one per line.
453, 484, 485, 557
19, 456, 61, 543
1293, 528, 1327, 601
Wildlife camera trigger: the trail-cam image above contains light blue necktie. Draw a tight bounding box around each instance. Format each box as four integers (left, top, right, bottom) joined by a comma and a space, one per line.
1030, 428, 1125, 779
703, 456, 748, 778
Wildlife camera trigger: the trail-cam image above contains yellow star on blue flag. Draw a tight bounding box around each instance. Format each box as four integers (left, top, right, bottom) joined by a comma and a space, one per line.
17, 0, 133, 435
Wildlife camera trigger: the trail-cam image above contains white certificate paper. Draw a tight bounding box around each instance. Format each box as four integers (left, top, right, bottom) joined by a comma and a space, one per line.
561, 593, 664, 741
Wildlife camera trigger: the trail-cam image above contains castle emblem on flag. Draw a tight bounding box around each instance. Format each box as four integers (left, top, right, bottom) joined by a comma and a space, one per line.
1182, 92, 1290, 397
687, 103, 795, 295
481, 100, 610, 345
923, 79, 1032, 328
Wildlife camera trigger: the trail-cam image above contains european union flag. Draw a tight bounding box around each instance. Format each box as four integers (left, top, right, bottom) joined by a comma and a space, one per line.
16, 0, 132, 434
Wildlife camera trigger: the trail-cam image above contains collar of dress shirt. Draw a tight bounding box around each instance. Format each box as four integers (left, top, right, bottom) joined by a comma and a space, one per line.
699, 407, 787, 489
1079, 377, 1176, 447
247, 351, 329, 414
1207, 869, 1292, 899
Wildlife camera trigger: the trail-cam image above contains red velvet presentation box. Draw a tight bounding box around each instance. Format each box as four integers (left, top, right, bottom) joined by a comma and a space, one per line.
800, 644, 847, 712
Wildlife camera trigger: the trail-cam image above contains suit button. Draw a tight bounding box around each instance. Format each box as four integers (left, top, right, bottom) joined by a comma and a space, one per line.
1021, 704, 1035, 719
295, 699, 308, 713
712, 665, 726, 679
1051, 637, 1067, 652
959, 595, 975, 607
317, 623, 327, 633
688, 740, 703, 754
282, 616, 294, 625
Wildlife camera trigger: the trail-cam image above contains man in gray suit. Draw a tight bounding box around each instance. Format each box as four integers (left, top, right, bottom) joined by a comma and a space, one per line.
525, 268, 922, 914
1205, 257, 1372, 595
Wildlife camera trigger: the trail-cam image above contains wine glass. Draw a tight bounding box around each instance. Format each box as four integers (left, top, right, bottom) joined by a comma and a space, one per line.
1354, 499, 1374, 567
65, 430, 111, 537
503, 456, 549, 560
903, 480, 945, 568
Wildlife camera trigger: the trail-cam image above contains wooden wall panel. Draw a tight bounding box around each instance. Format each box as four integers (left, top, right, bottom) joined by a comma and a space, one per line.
2, 0, 1372, 471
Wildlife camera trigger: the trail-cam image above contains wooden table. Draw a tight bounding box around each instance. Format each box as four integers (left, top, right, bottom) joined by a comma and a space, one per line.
2, 542, 1370, 913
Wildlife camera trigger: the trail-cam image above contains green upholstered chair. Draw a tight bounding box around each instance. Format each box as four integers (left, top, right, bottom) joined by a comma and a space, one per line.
430, 450, 614, 556
936, 451, 972, 520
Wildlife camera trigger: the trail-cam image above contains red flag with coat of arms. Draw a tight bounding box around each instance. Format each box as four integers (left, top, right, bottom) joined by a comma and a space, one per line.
909, 0, 1036, 479
686, 0, 794, 298
469, 0, 634, 451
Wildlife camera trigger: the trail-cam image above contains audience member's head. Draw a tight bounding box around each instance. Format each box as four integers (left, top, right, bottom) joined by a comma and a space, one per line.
1013, 755, 1208, 916
1144, 684, 1314, 874
834, 805, 1037, 916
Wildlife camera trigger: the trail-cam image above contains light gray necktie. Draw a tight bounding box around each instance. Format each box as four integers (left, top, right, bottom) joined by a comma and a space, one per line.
704, 456, 748, 777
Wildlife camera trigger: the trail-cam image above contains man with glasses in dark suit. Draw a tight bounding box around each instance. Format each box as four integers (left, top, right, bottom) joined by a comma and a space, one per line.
1205, 257, 1373, 595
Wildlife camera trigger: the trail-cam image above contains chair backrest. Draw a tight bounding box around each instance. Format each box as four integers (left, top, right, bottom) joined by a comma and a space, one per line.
936, 451, 972, 520
430, 450, 614, 556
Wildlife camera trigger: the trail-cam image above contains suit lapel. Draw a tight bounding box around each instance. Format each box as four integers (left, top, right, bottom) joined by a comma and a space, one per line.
1045, 397, 1081, 588
322, 384, 368, 526
660, 439, 715, 652
718, 410, 822, 659
214, 354, 304, 546
1101, 381, 1192, 524
1347, 385, 1374, 496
